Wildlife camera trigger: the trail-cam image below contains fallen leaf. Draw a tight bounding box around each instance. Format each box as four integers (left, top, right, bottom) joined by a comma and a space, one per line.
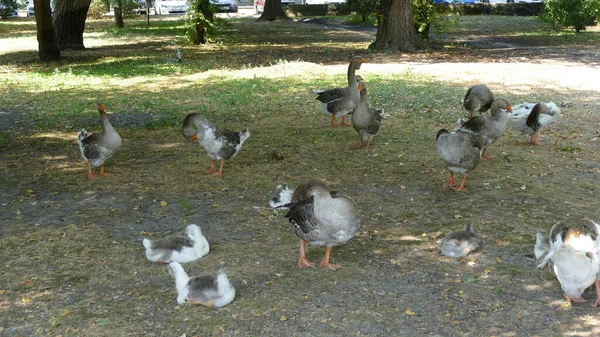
160, 201, 168, 207
24, 280, 33, 285
0, 290, 6, 295
453, 214, 462, 219
61, 309, 71, 317
280, 315, 288, 321
405, 309, 416, 316
496, 258, 502, 263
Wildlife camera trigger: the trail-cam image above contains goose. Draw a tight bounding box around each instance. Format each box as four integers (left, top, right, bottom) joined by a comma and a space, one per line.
534, 231, 554, 274
270, 179, 362, 270
537, 218, 600, 306
439, 224, 481, 258
352, 80, 383, 148
463, 84, 494, 117
77, 103, 122, 179
436, 128, 487, 192
314, 56, 366, 127
508, 102, 561, 145
142, 224, 209, 264
182, 113, 250, 177
168, 262, 235, 308
457, 98, 512, 160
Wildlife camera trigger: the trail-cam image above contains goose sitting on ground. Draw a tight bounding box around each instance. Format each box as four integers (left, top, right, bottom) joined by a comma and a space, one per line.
142, 224, 209, 264
182, 113, 250, 177
352, 80, 383, 148
270, 179, 362, 270
439, 224, 481, 258
537, 218, 600, 306
463, 84, 494, 117
77, 103, 122, 179
314, 56, 366, 127
168, 262, 235, 308
436, 128, 487, 192
508, 102, 561, 145
457, 98, 512, 160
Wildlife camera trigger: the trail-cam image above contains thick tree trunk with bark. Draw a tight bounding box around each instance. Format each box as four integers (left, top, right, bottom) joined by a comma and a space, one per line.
191, 0, 213, 44
34, 0, 60, 61
114, 7, 124, 28
374, 0, 426, 52
54, 0, 92, 50
257, 0, 289, 22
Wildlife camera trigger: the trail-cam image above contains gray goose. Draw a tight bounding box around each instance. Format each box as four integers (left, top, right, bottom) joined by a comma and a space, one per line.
436, 128, 487, 192
142, 224, 209, 264
457, 98, 512, 160
168, 262, 235, 308
270, 179, 362, 270
314, 56, 366, 127
508, 102, 561, 145
182, 113, 250, 177
352, 80, 383, 148
439, 224, 481, 258
537, 218, 600, 306
77, 103, 122, 180
463, 84, 494, 117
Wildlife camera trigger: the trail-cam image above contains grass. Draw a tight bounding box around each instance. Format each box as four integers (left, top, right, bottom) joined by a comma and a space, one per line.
1, 13, 600, 337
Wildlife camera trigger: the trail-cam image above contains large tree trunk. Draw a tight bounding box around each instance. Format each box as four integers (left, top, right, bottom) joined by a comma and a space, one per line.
191, 0, 213, 44
374, 0, 426, 52
257, 0, 289, 22
54, 0, 92, 50
114, 7, 124, 28
34, 0, 60, 61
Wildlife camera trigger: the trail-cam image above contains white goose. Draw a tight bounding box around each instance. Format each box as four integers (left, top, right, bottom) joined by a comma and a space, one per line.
168, 262, 235, 308
142, 224, 209, 264
509, 102, 561, 145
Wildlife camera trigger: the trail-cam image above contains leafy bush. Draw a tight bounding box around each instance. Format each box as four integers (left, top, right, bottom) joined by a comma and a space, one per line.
347, 0, 379, 22
540, 0, 599, 32
413, 0, 456, 40
89, 0, 110, 18
0, 0, 18, 18
186, 0, 229, 44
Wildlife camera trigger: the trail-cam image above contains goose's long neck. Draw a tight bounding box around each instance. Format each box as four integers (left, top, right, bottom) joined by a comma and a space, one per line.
100, 112, 116, 135
170, 263, 190, 293
347, 63, 357, 87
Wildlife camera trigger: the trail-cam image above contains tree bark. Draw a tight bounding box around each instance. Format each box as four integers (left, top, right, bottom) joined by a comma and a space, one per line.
114, 6, 124, 28
374, 0, 426, 52
54, 0, 92, 50
191, 0, 213, 44
34, 0, 60, 61
257, 0, 289, 22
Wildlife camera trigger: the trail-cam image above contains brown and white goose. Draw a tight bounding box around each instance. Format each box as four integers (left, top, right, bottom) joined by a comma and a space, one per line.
537, 218, 600, 306
436, 128, 487, 192
439, 224, 481, 258
142, 224, 209, 264
168, 262, 235, 308
269, 179, 362, 270
77, 103, 122, 180
182, 113, 250, 177
508, 102, 561, 145
352, 80, 383, 148
314, 56, 366, 127
463, 84, 494, 117
457, 98, 512, 160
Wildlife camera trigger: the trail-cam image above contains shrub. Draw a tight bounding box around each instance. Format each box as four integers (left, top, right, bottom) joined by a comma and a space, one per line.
0, 0, 18, 18
540, 0, 599, 32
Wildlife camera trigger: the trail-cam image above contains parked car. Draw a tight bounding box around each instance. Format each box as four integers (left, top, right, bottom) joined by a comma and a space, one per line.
433, 0, 455, 4
211, 0, 238, 13
27, 0, 54, 17
461, 0, 480, 3
254, 0, 294, 13
154, 0, 188, 14
304, 0, 345, 4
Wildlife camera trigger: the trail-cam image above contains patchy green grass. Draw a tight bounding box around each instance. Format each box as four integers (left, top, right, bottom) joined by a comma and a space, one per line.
1, 13, 600, 337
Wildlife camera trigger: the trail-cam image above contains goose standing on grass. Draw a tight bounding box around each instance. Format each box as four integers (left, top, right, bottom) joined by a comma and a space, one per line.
436, 128, 487, 192
142, 224, 209, 264
77, 103, 122, 180
182, 113, 250, 177
508, 102, 561, 145
168, 262, 235, 308
537, 218, 600, 306
270, 179, 362, 270
439, 224, 481, 258
457, 98, 512, 160
352, 80, 383, 148
463, 84, 494, 117
314, 56, 366, 127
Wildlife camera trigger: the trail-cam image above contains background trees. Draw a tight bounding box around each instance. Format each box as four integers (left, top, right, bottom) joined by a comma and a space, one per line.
540, 0, 600, 32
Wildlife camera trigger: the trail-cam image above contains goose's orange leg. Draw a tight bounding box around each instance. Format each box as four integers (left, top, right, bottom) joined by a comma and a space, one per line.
531, 133, 541, 146
341, 115, 351, 127
481, 148, 494, 160
86, 162, 96, 180
331, 114, 338, 128
298, 239, 315, 268
99, 164, 111, 177
211, 159, 225, 177
452, 174, 469, 192
320, 246, 341, 270
593, 279, 600, 307
443, 171, 457, 188
204, 160, 216, 174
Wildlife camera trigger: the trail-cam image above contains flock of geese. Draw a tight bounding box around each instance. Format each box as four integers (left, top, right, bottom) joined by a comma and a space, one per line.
75, 56, 599, 309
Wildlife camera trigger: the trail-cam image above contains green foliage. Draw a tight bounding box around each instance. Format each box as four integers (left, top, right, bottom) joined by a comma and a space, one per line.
88, 0, 110, 18
186, 0, 228, 44
413, 0, 456, 40
540, 0, 599, 32
346, 0, 379, 22
0, 0, 18, 18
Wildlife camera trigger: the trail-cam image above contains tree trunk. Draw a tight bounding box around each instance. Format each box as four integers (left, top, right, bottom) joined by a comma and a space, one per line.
257, 0, 289, 22
54, 0, 92, 50
374, 0, 426, 52
145, 0, 150, 27
34, 0, 60, 61
114, 7, 124, 28
192, 0, 213, 44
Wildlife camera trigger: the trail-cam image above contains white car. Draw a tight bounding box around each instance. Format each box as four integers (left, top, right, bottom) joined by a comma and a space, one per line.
211, 0, 238, 13
304, 0, 345, 4
154, 0, 189, 14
